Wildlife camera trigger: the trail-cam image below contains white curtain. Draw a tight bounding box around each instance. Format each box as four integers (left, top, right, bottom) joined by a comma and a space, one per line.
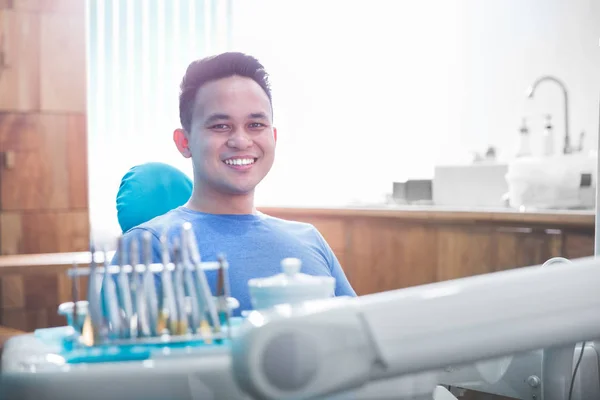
86, 0, 232, 246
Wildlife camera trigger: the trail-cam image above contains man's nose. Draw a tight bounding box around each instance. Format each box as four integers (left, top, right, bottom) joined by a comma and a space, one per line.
227, 129, 252, 149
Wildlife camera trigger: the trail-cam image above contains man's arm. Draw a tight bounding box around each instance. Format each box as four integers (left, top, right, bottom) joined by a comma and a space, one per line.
313, 229, 357, 297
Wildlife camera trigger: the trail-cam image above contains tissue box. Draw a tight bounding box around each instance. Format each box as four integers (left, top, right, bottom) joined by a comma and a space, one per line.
433, 164, 509, 207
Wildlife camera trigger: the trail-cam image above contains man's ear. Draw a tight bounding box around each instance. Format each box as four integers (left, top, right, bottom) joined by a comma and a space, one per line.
173, 128, 192, 158
273, 127, 278, 143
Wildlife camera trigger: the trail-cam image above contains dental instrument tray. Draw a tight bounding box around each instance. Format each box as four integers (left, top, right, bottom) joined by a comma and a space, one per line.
48, 222, 238, 364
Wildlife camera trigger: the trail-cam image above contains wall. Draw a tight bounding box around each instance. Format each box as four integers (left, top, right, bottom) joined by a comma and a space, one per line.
0, 0, 89, 255
456, 0, 600, 162
230, 0, 600, 207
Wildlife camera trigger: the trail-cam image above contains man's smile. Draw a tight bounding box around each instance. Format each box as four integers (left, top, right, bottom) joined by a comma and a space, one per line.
223, 156, 258, 170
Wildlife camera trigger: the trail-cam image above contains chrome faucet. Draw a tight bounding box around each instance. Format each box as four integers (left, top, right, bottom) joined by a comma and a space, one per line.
526, 75, 572, 155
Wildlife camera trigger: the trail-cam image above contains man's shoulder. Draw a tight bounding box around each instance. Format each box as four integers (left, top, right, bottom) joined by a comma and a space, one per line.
260, 213, 327, 245
261, 213, 319, 234
122, 207, 189, 239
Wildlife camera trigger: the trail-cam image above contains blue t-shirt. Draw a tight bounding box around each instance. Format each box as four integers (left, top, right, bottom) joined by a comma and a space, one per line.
112, 206, 356, 315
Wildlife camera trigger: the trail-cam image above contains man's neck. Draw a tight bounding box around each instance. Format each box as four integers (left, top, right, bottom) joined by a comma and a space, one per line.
185, 187, 257, 215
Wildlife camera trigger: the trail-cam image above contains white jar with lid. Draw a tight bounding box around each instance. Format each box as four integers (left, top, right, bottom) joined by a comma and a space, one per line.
247, 258, 336, 310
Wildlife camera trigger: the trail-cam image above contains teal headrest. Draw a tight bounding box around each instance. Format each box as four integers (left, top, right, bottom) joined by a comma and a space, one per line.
116, 162, 193, 233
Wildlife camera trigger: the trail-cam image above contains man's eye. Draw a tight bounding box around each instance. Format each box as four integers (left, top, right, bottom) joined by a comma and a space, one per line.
211, 124, 229, 130
248, 122, 265, 129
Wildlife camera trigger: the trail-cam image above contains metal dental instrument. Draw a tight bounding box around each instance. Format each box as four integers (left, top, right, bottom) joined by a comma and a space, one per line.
180, 225, 201, 334
184, 222, 221, 334
217, 254, 231, 338
130, 237, 150, 338
71, 262, 80, 333
86, 242, 104, 343
172, 239, 189, 335
101, 247, 122, 339
142, 231, 159, 336
116, 236, 133, 338
159, 231, 179, 335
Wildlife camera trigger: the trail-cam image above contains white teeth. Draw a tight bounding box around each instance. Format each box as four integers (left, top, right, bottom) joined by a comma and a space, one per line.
224, 158, 255, 166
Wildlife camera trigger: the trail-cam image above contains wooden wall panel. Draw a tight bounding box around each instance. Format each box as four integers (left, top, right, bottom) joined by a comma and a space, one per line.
0, 112, 37, 151
0, 212, 21, 254
1, 113, 70, 210
66, 115, 88, 208
39, 8, 86, 112
0, 9, 41, 111
0, 113, 87, 211
0, 0, 89, 256
13, 0, 85, 14
0, 210, 89, 255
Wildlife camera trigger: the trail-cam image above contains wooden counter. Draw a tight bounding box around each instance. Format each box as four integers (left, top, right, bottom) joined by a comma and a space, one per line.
260, 206, 595, 227
0, 251, 112, 273
260, 206, 595, 294
0, 207, 595, 332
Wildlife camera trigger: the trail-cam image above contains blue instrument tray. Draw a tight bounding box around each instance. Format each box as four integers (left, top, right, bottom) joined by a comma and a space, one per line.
34, 318, 244, 364
63, 337, 231, 364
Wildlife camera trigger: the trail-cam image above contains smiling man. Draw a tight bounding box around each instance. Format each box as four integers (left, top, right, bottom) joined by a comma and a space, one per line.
173, 53, 276, 215
116, 52, 356, 315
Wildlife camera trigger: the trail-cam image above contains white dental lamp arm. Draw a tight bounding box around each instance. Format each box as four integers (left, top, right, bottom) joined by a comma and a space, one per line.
231, 257, 600, 400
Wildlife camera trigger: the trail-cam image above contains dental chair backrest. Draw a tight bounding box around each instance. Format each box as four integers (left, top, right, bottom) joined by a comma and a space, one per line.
116, 162, 193, 233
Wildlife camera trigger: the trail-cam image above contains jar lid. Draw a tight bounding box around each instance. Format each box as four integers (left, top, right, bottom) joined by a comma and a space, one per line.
248, 258, 334, 290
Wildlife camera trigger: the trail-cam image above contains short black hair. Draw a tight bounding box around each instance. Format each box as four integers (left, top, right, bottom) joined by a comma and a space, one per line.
178, 52, 272, 133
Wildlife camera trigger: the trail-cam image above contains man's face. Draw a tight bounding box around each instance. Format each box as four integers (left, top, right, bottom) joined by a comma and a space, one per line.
181, 75, 276, 196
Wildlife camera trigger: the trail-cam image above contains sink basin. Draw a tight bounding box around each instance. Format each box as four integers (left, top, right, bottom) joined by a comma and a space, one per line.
505, 154, 596, 210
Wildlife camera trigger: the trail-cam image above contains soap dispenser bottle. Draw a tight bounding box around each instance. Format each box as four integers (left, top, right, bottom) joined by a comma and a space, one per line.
516, 118, 532, 157
543, 114, 554, 156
